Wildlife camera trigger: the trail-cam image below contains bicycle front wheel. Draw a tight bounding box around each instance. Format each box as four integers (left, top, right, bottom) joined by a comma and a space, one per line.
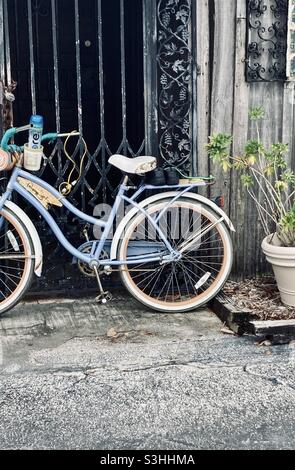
0, 208, 35, 315
118, 199, 233, 312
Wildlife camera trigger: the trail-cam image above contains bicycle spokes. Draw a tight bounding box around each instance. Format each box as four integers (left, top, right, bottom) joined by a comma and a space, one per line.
119, 200, 232, 312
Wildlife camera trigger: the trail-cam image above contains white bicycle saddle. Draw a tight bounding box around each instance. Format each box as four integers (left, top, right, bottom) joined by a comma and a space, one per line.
108, 154, 157, 175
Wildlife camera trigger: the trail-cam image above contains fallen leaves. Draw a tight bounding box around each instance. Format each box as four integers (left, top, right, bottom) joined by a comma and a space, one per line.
220, 326, 236, 336
106, 327, 118, 338
106, 327, 155, 343
223, 278, 295, 321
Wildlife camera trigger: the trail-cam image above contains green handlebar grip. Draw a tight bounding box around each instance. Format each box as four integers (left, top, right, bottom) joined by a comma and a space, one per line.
0, 127, 17, 150
41, 133, 58, 143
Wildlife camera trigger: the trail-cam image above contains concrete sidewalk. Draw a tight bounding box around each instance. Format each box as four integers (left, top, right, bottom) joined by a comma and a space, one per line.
0, 294, 295, 450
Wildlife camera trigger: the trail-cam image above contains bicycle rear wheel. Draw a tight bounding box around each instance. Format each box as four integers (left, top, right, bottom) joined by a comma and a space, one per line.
118, 199, 232, 312
0, 208, 35, 315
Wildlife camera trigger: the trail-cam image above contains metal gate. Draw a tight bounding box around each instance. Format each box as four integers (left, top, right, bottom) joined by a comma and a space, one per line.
0, 0, 197, 293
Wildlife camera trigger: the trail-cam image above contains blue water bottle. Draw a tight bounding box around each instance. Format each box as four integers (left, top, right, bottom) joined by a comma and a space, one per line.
28, 115, 43, 149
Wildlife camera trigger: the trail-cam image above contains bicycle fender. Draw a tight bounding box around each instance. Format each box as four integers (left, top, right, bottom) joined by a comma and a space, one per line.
4, 200, 43, 276
111, 191, 235, 260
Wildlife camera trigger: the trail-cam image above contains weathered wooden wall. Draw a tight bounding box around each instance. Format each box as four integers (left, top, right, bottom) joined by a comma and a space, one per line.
196, 0, 295, 279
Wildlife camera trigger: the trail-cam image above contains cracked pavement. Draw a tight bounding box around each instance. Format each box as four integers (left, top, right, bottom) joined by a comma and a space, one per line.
0, 294, 295, 450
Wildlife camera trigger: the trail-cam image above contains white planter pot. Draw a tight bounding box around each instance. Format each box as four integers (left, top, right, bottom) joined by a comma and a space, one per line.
262, 234, 295, 307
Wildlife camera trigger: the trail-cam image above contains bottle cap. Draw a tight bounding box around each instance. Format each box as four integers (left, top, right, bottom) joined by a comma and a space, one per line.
30, 115, 44, 128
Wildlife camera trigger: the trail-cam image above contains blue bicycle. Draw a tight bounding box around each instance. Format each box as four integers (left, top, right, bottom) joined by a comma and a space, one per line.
0, 122, 235, 314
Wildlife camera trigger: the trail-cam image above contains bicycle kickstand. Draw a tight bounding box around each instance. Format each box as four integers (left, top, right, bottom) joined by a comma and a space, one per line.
93, 266, 112, 304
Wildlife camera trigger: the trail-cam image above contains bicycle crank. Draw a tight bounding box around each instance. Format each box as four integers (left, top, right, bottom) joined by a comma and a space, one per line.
95, 291, 113, 304
77, 243, 109, 277
93, 265, 113, 304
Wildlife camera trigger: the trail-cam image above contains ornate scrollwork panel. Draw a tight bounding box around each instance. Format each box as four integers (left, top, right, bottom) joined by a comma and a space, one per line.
246, 0, 288, 82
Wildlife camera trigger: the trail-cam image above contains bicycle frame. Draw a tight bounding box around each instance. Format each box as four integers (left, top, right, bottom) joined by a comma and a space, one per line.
0, 166, 205, 267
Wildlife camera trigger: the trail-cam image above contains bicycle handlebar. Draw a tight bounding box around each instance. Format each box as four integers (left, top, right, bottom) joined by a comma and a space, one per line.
1, 127, 22, 150
0, 125, 80, 151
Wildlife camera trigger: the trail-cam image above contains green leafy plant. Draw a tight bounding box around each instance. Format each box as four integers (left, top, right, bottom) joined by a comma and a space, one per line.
278, 203, 295, 247
206, 107, 295, 247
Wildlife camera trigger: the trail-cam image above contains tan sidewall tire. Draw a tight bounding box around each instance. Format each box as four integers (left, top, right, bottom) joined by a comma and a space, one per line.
118, 201, 233, 313
0, 208, 35, 315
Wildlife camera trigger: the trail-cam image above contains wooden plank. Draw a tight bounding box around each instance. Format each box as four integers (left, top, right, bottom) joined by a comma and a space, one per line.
230, 0, 250, 279
251, 319, 295, 340
240, 81, 284, 277
196, 0, 210, 194
282, 81, 295, 167
241, 84, 259, 278
247, 82, 284, 277
211, 297, 295, 343
209, 0, 237, 208
243, 83, 262, 277
210, 295, 256, 335
253, 319, 295, 329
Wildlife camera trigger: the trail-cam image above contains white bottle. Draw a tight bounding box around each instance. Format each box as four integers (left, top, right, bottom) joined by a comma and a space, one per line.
28, 115, 43, 149
24, 114, 44, 171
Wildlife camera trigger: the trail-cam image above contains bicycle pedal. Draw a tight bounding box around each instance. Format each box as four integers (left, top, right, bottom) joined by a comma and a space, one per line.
95, 291, 112, 304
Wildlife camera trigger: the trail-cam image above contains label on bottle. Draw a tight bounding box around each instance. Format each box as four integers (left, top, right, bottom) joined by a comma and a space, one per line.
28, 130, 42, 149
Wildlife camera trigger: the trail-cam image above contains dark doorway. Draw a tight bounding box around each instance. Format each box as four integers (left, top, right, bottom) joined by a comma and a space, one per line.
5, 0, 145, 292
8, 0, 145, 206
1, 0, 197, 294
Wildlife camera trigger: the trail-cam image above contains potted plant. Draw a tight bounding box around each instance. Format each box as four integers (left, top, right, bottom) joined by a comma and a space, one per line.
206, 107, 295, 306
